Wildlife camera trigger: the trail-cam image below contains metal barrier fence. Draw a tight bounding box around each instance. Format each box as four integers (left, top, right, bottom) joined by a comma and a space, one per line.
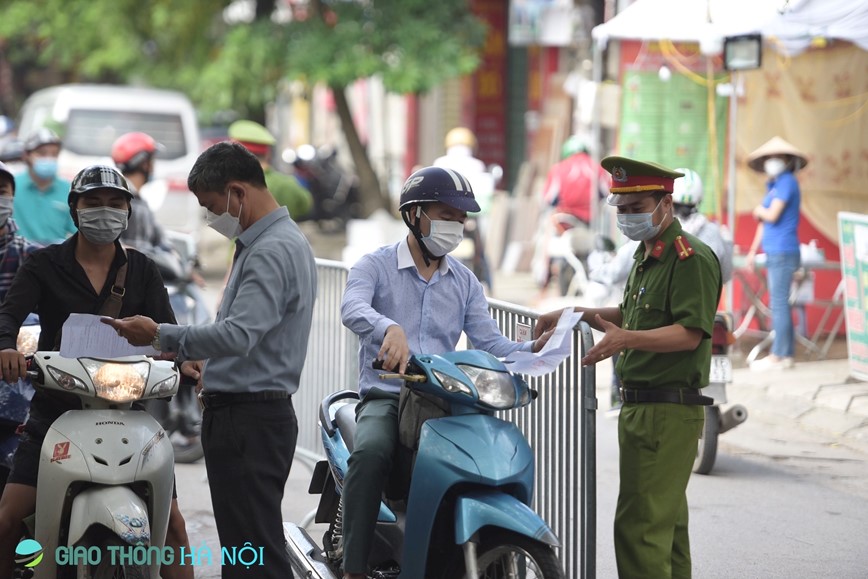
295, 259, 598, 579
295, 259, 359, 456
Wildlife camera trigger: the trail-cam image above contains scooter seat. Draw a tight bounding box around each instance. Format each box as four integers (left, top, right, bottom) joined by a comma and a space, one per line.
334, 403, 358, 453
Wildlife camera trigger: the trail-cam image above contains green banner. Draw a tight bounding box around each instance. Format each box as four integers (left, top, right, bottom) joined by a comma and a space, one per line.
837, 212, 868, 381
618, 70, 727, 218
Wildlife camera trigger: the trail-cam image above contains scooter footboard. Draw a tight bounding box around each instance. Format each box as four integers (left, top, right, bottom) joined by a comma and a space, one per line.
454, 491, 559, 547
68, 486, 152, 547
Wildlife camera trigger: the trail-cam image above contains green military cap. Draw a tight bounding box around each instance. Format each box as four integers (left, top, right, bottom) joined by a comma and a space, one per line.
601, 156, 684, 206
228, 120, 276, 155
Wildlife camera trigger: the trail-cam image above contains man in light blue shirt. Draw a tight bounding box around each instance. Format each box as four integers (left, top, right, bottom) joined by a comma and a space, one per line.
106, 142, 317, 579
13, 128, 76, 244
339, 166, 552, 579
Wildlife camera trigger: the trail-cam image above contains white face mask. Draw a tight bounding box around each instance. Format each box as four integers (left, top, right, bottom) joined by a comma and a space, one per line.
206, 191, 243, 239
0, 196, 13, 229
419, 210, 465, 257
616, 198, 666, 242
77, 207, 129, 245
764, 157, 788, 178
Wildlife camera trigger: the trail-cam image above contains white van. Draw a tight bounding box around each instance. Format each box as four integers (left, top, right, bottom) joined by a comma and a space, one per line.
17, 84, 203, 235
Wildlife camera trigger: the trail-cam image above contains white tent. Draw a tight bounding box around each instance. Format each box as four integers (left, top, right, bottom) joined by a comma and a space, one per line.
592, 0, 868, 55
592, 0, 783, 48
763, 0, 868, 55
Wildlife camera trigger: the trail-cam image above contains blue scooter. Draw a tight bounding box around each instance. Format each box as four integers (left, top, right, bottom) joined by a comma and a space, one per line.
284, 350, 564, 579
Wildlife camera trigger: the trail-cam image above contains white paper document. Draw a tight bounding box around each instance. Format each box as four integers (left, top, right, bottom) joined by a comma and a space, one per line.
59, 313, 159, 359
502, 308, 583, 376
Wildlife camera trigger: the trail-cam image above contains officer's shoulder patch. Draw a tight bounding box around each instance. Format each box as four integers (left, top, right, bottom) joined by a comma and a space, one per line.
674, 235, 695, 261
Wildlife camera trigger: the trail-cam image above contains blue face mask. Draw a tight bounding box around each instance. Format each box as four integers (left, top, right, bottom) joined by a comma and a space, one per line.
32, 158, 58, 180
616, 199, 666, 241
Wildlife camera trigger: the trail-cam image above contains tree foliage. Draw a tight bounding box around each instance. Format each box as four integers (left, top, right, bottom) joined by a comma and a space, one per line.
0, 0, 488, 210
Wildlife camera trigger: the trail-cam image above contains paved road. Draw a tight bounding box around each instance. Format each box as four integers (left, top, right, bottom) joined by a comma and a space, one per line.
175, 456, 323, 578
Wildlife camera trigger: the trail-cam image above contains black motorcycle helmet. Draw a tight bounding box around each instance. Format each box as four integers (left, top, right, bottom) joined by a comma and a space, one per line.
398, 166, 480, 213
67, 165, 133, 222
398, 166, 479, 265
24, 127, 62, 153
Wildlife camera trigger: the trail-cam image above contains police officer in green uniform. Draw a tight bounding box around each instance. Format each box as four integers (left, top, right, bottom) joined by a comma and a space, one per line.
536, 156, 721, 579
228, 120, 313, 220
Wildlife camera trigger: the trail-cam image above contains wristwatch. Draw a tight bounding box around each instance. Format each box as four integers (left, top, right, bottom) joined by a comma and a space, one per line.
151, 324, 162, 351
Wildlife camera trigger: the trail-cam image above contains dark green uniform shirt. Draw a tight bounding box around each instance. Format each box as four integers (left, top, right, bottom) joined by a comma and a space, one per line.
615, 219, 722, 390
265, 166, 313, 220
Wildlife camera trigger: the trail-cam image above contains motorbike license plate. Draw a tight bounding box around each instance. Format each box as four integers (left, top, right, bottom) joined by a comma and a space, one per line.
710, 355, 732, 383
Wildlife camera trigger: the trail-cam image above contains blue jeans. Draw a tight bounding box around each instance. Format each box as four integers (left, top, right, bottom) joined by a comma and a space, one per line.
766, 252, 801, 358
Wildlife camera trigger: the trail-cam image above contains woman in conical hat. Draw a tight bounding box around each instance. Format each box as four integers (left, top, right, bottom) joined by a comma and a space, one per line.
745, 136, 806, 372
746, 136, 808, 173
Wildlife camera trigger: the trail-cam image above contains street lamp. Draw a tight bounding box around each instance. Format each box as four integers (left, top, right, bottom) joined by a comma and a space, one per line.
723, 34, 763, 71
720, 33, 761, 312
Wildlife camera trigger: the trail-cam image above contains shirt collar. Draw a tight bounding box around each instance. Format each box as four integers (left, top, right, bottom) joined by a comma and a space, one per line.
633, 218, 684, 263
54, 234, 129, 272
236, 206, 289, 249
20, 173, 62, 194
397, 237, 449, 275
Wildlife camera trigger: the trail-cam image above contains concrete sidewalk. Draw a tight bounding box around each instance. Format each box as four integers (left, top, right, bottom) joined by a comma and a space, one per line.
727, 360, 868, 455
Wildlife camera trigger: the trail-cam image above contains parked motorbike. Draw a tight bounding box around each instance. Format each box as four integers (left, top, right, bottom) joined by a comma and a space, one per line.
532, 212, 596, 297
283, 144, 363, 233
695, 313, 748, 474
22, 352, 179, 578
145, 231, 211, 464
284, 350, 564, 579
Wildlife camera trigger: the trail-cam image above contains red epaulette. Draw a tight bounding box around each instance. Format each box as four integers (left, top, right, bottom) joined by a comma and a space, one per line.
674, 235, 695, 261
650, 240, 666, 259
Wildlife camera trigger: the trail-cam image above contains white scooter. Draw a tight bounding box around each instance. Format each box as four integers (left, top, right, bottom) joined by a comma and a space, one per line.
23, 352, 179, 579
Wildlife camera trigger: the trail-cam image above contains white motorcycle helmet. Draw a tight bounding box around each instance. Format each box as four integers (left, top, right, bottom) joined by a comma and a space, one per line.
671, 168, 703, 207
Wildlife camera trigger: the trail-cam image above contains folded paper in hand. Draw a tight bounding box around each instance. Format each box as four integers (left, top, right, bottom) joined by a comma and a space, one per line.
60, 313, 159, 358
503, 308, 583, 376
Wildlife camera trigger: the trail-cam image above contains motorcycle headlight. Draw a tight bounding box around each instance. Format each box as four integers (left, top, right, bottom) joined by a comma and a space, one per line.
457, 364, 517, 410
80, 360, 150, 402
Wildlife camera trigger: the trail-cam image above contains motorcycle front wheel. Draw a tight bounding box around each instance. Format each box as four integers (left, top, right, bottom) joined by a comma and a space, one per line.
694, 405, 720, 475
75, 535, 150, 579
89, 559, 149, 579
451, 530, 564, 579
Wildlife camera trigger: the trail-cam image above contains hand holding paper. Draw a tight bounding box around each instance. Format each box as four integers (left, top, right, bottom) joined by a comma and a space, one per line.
503, 308, 583, 376
61, 314, 158, 358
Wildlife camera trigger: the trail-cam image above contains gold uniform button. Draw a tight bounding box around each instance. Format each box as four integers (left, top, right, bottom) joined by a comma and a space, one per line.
644, 304, 650, 309
632, 294, 637, 300
624, 323, 629, 329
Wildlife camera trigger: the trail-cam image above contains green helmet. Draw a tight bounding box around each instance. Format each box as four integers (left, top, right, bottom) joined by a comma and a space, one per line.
561, 135, 588, 160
